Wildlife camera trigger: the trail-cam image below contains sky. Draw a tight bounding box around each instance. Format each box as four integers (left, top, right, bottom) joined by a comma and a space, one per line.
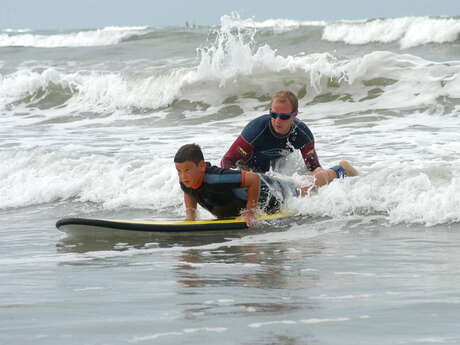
1, 0, 459, 30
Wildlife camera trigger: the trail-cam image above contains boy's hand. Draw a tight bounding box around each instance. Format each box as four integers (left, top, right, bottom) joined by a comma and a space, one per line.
241, 209, 257, 228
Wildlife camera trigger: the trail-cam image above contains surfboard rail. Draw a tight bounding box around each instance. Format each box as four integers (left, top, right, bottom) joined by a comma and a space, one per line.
56, 212, 294, 234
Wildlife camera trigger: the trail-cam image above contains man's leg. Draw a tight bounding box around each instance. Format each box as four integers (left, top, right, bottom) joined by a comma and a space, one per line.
310, 160, 359, 188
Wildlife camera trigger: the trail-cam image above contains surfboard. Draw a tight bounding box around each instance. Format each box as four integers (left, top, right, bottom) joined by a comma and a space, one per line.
56, 212, 294, 235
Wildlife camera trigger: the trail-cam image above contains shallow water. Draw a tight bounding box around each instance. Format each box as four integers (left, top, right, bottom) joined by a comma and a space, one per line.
2, 206, 460, 344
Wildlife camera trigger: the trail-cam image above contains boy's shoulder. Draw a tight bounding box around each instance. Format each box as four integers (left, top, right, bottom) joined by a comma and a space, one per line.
206, 162, 241, 175
205, 163, 242, 184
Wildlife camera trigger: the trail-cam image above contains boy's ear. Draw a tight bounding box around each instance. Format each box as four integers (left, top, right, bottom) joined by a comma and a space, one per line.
198, 160, 206, 171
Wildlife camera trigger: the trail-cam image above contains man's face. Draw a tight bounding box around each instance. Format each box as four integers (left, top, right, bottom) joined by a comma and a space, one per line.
270, 101, 296, 135
175, 160, 205, 189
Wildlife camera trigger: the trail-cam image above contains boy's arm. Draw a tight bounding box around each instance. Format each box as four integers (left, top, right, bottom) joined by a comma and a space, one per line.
240, 171, 261, 227
183, 193, 198, 221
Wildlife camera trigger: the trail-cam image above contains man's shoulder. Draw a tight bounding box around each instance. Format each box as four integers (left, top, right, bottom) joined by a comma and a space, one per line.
241, 114, 271, 140
293, 118, 314, 139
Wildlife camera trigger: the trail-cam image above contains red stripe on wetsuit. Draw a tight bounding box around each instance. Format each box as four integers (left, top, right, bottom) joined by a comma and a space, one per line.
221, 135, 254, 169
221, 135, 321, 172
300, 142, 321, 172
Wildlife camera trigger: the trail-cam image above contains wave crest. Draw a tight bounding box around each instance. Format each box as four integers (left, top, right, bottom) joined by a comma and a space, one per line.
2, 16, 460, 116
0, 26, 149, 48
323, 16, 460, 49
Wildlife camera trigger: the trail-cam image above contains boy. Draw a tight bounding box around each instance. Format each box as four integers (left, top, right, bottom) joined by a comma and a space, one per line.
175, 144, 358, 227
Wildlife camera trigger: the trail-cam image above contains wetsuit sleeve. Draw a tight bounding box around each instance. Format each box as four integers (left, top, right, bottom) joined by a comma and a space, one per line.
221, 135, 254, 169
300, 142, 321, 171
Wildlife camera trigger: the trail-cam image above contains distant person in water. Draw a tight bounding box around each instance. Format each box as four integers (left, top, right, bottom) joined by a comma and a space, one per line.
221, 90, 358, 187
175, 144, 357, 227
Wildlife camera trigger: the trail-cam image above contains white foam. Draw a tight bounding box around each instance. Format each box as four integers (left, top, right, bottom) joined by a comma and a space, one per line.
0, 66, 189, 115
183, 327, 227, 333
2, 28, 32, 33
249, 317, 349, 328
323, 17, 460, 49
289, 160, 460, 227
220, 14, 326, 33
2, 24, 460, 116
129, 332, 183, 343
0, 26, 148, 47
204, 299, 235, 305
311, 294, 374, 300
129, 328, 226, 343
0, 147, 182, 210
0, 68, 73, 109
3, 141, 459, 227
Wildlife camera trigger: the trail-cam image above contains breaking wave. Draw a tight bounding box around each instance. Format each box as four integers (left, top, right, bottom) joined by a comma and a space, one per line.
0, 26, 150, 48
322, 16, 460, 48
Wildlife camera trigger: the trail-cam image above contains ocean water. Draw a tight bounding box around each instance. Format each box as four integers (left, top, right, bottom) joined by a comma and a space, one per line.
1, 15, 460, 344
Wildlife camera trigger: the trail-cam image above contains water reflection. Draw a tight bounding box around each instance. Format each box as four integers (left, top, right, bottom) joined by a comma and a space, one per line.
56, 231, 237, 253
174, 236, 325, 326
175, 239, 324, 290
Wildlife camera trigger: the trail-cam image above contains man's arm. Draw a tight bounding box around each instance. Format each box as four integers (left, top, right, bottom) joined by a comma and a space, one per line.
300, 142, 321, 172
221, 135, 253, 168
240, 170, 260, 227
183, 192, 198, 221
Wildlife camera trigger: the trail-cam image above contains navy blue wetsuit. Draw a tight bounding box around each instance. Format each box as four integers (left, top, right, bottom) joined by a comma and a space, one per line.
180, 163, 297, 218
221, 114, 320, 173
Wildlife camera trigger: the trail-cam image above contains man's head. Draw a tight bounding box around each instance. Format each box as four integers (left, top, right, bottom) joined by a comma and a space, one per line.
174, 144, 206, 189
270, 90, 299, 135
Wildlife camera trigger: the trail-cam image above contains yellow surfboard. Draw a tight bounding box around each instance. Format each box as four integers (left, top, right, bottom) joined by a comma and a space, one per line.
56, 212, 294, 235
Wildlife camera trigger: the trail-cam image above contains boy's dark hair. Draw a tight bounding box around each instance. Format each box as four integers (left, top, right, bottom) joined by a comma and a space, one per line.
174, 144, 204, 165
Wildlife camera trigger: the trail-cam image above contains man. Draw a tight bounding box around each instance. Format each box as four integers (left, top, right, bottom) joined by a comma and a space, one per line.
175, 144, 356, 227
221, 90, 358, 186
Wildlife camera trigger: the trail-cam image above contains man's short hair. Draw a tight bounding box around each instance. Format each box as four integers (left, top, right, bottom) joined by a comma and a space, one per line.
174, 144, 204, 164
271, 90, 298, 113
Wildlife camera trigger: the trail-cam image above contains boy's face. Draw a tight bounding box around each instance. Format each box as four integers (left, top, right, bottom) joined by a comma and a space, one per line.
175, 160, 206, 189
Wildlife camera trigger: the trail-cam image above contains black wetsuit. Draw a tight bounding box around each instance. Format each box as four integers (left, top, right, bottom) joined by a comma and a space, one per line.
180, 163, 297, 218
221, 114, 320, 172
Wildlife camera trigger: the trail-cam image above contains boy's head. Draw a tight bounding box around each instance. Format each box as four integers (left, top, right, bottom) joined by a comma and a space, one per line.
174, 144, 206, 189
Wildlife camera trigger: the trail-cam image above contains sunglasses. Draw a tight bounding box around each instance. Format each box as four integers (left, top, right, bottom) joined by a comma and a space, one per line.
269, 109, 297, 120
